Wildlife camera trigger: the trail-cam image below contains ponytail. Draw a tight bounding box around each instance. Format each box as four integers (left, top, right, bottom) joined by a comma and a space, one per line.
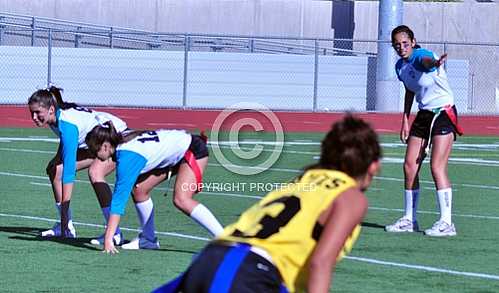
85, 122, 148, 158
46, 86, 79, 110
47, 86, 64, 106
85, 121, 124, 157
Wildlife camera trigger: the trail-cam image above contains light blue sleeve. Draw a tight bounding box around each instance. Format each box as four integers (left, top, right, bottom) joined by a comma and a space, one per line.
412, 48, 436, 72
110, 150, 147, 216
59, 120, 79, 184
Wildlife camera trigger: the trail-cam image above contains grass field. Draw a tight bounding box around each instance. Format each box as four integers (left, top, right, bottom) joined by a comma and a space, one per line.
1, 127, 499, 292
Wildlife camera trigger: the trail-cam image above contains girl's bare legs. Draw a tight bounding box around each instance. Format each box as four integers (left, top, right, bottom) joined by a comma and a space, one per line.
88, 158, 123, 244
386, 136, 427, 232
425, 133, 456, 236
42, 151, 93, 237
121, 170, 167, 249
172, 158, 224, 237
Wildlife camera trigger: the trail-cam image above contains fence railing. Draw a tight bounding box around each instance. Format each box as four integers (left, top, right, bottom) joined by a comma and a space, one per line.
0, 14, 498, 114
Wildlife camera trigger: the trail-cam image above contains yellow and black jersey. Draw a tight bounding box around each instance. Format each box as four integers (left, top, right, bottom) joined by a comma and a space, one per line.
218, 169, 362, 292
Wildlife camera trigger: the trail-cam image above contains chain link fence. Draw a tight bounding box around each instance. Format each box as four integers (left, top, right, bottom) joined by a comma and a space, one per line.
0, 25, 497, 114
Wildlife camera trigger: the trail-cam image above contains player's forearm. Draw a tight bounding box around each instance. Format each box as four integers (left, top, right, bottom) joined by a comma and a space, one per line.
307, 262, 334, 293
403, 94, 414, 117
422, 56, 437, 69
105, 214, 121, 241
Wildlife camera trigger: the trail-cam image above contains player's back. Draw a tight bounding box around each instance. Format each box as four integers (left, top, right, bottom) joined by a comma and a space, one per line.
219, 168, 361, 292
117, 129, 191, 173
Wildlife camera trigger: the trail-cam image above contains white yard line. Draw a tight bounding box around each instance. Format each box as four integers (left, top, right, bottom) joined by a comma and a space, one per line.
345, 256, 499, 281
0, 211, 497, 281
0, 171, 490, 221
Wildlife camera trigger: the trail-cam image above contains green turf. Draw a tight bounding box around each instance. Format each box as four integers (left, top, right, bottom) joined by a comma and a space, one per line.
0, 127, 498, 292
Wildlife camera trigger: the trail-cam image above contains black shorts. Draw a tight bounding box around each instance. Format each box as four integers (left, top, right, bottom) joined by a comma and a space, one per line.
409, 105, 458, 139
182, 134, 209, 161
178, 243, 284, 293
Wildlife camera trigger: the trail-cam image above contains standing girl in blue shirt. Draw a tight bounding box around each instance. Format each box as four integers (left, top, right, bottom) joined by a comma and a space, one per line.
28, 86, 127, 243
385, 25, 463, 237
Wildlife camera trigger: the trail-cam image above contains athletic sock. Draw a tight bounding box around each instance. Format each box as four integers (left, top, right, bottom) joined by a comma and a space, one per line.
190, 204, 224, 237
135, 198, 156, 241
55, 202, 73, 224
437, 188, 452, 224
404, 189, 419, 222
101, 206, 121, 235
92, 182, 113, 208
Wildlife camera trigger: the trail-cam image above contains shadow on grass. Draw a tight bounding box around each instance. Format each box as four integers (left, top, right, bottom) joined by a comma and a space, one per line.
361, 221, 386, 229
0, 225, 100, 251
0, 226, 200, 254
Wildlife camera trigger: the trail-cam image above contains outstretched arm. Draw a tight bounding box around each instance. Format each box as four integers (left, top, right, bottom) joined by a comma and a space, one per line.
104, 214, 121, 254
59, 121, 79, 236
103, 150, 146, 253
307, 188, 368, 293
422, 53, 447, 70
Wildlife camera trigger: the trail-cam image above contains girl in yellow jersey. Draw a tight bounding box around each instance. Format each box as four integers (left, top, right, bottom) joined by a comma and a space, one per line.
153, 114, 382, 293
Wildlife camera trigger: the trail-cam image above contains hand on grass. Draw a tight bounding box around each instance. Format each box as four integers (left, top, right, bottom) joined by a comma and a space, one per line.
103, 238, 119, 254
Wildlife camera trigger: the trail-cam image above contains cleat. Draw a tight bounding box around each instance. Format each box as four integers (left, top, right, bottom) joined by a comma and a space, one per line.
40, 221, 77, 238
90, 232, 124, 246
121, 234, 159, 250
424, 220, 457, 237
385, 217, 419, 233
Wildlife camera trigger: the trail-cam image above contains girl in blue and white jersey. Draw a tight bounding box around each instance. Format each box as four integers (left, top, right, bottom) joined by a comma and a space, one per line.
385, 25, 463, 237
28, 86, 127, 243
85, 123, 224, 253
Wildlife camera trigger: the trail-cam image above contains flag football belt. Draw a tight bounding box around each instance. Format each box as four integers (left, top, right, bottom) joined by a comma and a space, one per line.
183, 131, 208, 194
425, 104, 463, 154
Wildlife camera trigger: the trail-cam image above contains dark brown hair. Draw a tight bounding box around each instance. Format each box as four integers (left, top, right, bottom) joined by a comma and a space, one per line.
391, 25, 421, 49
306, 114, 381, 178
27, 85, 79, 110
85, 122, 146, 157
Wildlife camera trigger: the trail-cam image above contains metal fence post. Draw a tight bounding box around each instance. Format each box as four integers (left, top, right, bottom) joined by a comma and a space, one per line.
47, 29, 52, 86
182, 35, 190, 109
443, 42, 448, 71
0, 16, 5, 46
0, 25, 3, 46
31, 17, 36, 46
109, 27, 114, 48
470, 72, 475, 112
75, 26, 82, 48
248, 39, 255, 53
313, 40, 319, 112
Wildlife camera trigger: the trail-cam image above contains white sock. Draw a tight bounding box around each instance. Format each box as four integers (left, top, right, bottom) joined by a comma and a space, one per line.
190, 204, 224, 237
135, 198, 156, 241
437, 188, 452, 224
404, 189, 419, 222
55, 202, 73, 224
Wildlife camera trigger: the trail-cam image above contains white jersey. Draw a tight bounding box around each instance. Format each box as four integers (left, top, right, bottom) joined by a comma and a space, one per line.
49, 105, 128, 184
110, 129, 193, 215
116, 129, 192, 174
395, 48, 454, 110
50, 106, 128, 148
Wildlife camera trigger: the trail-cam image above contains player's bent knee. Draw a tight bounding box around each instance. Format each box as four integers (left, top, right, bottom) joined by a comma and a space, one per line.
172, 194, 191, 211
88, 166, 104, 183
46, 162, 62, 181
403, 162, 418, 175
